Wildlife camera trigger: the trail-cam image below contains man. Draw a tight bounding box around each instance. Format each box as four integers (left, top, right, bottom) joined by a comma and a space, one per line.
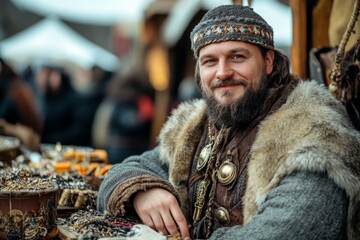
97, 5, 360, 240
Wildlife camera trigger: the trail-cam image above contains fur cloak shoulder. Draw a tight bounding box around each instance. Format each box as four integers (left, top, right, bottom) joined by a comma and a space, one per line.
158, 80, 360, 239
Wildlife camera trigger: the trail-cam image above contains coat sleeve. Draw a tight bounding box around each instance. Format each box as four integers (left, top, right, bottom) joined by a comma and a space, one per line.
210, 171, 348, 240
96, 146, 178, 215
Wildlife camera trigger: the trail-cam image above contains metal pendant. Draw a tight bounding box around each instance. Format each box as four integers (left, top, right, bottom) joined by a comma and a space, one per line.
214, 206, 230, 226
193, 179, 210, 221
218, 160, 237, 185
196, 144, 212, 171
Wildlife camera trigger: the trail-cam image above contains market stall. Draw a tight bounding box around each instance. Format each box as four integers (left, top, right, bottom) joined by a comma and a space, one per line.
0, 136, 109, 238
0, 134, 185, 239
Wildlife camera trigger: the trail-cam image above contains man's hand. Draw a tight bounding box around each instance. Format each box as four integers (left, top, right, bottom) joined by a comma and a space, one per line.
133, 188, 190, 238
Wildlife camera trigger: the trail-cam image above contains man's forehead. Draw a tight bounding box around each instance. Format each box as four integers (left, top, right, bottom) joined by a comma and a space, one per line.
199, 41, 256, 57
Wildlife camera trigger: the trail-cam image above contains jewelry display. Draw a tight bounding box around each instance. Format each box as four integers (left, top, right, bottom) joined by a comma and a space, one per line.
0, 168, 59, 240
52, 173, 97, 209
58, 188, 97, 209
0, 139, 191, 239
0, 168, 56, 191
58, 206, 139, 238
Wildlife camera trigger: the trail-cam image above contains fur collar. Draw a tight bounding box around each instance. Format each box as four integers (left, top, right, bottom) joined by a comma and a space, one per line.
158, 80, 360, 239
158, 99, 207, 215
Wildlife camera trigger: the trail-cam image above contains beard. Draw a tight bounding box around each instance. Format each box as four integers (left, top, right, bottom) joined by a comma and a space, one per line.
203, 71, 270, 129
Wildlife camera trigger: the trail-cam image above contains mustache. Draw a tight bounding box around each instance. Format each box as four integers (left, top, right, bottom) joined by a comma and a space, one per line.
210, 79, 248, 90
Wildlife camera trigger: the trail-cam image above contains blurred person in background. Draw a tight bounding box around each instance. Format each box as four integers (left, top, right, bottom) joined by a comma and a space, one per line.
0, 58, 41, 151
102, 67, 154, 164
34, 65, 93, 146
69, 65, 114, 147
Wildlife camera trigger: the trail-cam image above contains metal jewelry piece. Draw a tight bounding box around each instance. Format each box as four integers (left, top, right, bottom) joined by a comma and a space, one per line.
196, 144, 212, 171
218, 150, 237, 185
193, 179, 210, 221
214, 207, 231, 226
196, 123, 214, 171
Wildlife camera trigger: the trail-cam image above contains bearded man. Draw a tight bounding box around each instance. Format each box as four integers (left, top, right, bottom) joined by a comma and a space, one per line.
97, 5, 360, 240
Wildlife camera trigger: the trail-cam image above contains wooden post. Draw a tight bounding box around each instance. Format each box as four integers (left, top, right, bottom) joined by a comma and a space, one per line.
290, 0, 308, 79
232, 0, 243, 5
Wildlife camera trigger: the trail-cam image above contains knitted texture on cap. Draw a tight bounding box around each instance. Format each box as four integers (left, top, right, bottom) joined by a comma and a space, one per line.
190, 5, 274, 58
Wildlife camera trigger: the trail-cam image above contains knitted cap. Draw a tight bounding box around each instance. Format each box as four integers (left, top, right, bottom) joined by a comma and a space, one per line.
190, 5, 274, 58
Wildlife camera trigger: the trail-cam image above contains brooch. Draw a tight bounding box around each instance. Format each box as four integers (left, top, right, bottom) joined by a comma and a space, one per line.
196, 144, 212, 171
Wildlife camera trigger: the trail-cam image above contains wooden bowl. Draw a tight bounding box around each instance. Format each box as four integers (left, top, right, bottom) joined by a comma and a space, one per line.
0, 187, 60, 239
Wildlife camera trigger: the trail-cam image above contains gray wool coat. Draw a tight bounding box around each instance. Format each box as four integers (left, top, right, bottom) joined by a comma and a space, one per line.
98, 80, 360, 240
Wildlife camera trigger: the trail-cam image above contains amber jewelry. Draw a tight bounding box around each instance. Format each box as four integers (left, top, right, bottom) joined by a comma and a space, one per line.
196, 123, 215, 171
218, 150, 237, 185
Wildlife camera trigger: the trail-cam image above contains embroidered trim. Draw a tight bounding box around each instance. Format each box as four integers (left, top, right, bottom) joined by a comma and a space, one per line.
191, 16, 274, 58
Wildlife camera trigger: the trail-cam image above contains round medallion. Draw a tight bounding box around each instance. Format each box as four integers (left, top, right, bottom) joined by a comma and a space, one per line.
196, 144, 212, 171
217, 161, 237, 185
214, 207, 230, 226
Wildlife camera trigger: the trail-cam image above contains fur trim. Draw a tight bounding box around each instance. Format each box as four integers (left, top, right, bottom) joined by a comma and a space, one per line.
244, 80, 360, 239
158, 99, 207, 218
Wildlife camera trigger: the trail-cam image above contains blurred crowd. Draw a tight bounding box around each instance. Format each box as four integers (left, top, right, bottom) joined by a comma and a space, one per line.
0, 56, 156, 164
0, 0, 204, 164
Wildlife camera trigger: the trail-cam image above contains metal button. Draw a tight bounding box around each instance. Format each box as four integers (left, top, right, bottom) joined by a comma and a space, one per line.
214, 207, 230, 226
218, 161, 237, 185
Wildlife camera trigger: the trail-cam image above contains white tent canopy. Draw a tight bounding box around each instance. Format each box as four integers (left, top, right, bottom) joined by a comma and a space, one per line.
162, 0, 232, 47
11, 0, 155, 25
0, 17, 120, 71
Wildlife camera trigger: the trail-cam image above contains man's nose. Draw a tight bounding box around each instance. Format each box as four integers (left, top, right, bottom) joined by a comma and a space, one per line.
216, 61, 234, 80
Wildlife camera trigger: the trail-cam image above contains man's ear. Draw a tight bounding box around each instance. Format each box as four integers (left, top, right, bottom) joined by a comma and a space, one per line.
265, 50, 275, 74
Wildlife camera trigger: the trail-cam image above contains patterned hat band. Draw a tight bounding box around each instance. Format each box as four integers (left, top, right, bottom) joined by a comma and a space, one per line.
191, 16, 274, 58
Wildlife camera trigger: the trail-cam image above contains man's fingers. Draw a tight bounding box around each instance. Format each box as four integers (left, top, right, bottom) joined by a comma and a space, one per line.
138, 213, 155, 230
160, 210, 180, 236
150, 212, 169, 235
133, 189, 189, 237
171, 206, 190, 237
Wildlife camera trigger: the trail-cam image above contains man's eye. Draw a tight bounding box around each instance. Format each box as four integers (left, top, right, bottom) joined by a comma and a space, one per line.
233, 54, 244, 60
202, 59, 216, 65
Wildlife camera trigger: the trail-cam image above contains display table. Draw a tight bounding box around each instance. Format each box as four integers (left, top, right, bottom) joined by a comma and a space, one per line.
0, 141, 183, 240
56, 222, 171, 240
